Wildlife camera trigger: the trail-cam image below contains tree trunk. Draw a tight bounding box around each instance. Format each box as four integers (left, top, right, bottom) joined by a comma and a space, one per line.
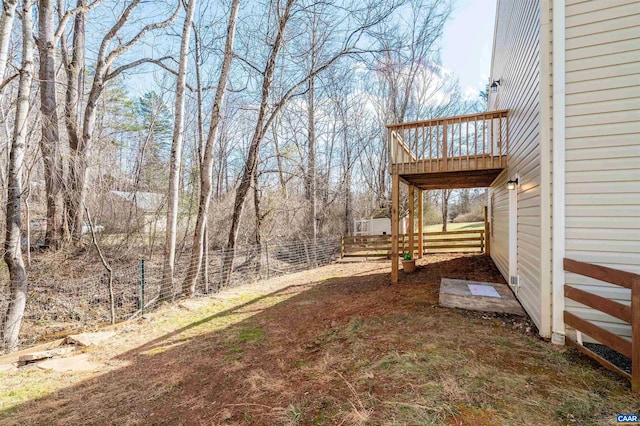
68, 0, 178, 242
62, 0, 86, 242
193, 29, 205, 166
24, 188, 31, 266
221, 0, 295, 286
37, 0, 64, 248
306, 76, 317, 242
441, 189, 450, 232
252, 170, 263, 275
67, 73, 99, 242
378, 133, 388, 211
344, 142, 352, 236
272, 120, 288, 196
253, 171, 262, 246
161, 0, 196, 301
305, 6, 318, 243
2, 0, 34, 352
182, 0, 240, 297
221, 127, 264, 286
193, 23, 208, 294
0, 0, 19, 84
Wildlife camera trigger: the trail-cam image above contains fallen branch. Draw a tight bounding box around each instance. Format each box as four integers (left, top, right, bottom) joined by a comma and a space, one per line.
84, 205, 115, 324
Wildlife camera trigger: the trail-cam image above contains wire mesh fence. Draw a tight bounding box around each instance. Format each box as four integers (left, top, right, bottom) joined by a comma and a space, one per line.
0, 238, 339, 348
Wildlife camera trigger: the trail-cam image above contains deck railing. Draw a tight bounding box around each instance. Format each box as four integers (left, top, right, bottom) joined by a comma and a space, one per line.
563, 258, 640, 392
387, 110, 509, 174
340, 230, 486, 258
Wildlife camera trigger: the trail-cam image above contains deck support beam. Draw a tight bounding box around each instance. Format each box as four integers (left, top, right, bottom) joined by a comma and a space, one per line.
408, 185, 415, 259
391, 173, 399, 284
418, 189, 424, 258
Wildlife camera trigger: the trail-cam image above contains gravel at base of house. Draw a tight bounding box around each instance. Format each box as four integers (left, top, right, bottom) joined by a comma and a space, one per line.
584, 342, 631, 374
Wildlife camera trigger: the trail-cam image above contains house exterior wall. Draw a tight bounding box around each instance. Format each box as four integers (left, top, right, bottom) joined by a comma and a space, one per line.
562, 0, 640, 339
487, 0, 639, 341
488, 0, 547, 335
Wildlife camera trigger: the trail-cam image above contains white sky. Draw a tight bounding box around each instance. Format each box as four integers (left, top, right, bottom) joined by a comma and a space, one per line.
441, 0, 497, 97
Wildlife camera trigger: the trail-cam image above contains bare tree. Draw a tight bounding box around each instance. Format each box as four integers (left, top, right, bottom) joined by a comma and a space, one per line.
33, 0, 104, 248
64, 0, 179, 243
365, 0, 451, 211
158, 0, 197, 300
182, 0, 241, 297
2, 0, 34, 352
0, 0, 19, 85
304, 4, 320, 243
0, 0, 479, 351
441, 189, 451, 232
37, 0, 65, 247
160, 0, 196, 300
220, 0, 397, 284
221, 0, 296, 285
60, 0, 87, 237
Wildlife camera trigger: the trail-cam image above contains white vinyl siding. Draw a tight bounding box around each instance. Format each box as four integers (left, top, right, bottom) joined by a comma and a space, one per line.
488, 0, 544, 333
563, 0, 640, 340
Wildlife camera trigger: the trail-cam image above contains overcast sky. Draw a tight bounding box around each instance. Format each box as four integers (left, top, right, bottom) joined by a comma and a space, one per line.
441, 0, 496, 96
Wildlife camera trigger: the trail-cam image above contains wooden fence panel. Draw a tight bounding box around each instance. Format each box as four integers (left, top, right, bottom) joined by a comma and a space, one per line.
563, 258, 640, 393
341, 230, 485, 258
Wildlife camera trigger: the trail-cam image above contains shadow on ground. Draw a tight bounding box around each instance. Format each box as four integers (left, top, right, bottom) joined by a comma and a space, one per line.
1, 254, 636, 425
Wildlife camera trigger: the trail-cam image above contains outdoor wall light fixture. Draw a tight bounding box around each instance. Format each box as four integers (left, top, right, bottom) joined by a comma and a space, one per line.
507, 178, 519, 190
490, 79, 501, 93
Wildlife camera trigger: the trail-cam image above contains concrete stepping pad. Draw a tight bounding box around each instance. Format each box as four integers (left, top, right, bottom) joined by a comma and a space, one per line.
36, 354, 102, 372
439, 278, 526, 316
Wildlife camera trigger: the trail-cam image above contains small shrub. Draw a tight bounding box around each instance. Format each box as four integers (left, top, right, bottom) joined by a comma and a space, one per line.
453, 212, 484, 223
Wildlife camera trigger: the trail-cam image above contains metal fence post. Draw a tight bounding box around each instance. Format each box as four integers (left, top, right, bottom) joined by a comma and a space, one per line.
305, 241, 311, 268
219, 247, 224, 286
140, 259, 145, 315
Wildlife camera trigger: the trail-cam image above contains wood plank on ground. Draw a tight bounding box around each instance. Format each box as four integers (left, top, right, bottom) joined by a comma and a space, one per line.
439, 278, 525, 316
18, 346, 76, 363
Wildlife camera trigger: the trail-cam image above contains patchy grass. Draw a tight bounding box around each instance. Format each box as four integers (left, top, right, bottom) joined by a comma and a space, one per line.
0, 370, 51, 417
0, 255, 637, 425
424, 221, 484, 232
237, 325, 265, 343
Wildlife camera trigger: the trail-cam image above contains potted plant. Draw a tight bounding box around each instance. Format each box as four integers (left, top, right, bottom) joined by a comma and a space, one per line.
402, 252, 416, 273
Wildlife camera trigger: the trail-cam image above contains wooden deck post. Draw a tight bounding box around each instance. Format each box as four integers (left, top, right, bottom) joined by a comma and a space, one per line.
418, 189, 424, 258
484, 206, 491, 256
632, 278, 640, 392
408, 185, 415, 259
391, 174, 399, 284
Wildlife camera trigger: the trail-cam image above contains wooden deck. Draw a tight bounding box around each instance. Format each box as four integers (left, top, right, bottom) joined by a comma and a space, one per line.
399, 168, 505, 190
388, 110, 508, 189
390, 155, 507, 175
387, 110, 508, 283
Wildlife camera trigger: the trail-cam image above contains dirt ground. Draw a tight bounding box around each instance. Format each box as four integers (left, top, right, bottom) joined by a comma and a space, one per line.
0, 254, 637, 425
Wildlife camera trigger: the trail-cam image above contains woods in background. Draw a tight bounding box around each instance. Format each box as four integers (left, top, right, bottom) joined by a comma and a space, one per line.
0, 0, 486, 351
